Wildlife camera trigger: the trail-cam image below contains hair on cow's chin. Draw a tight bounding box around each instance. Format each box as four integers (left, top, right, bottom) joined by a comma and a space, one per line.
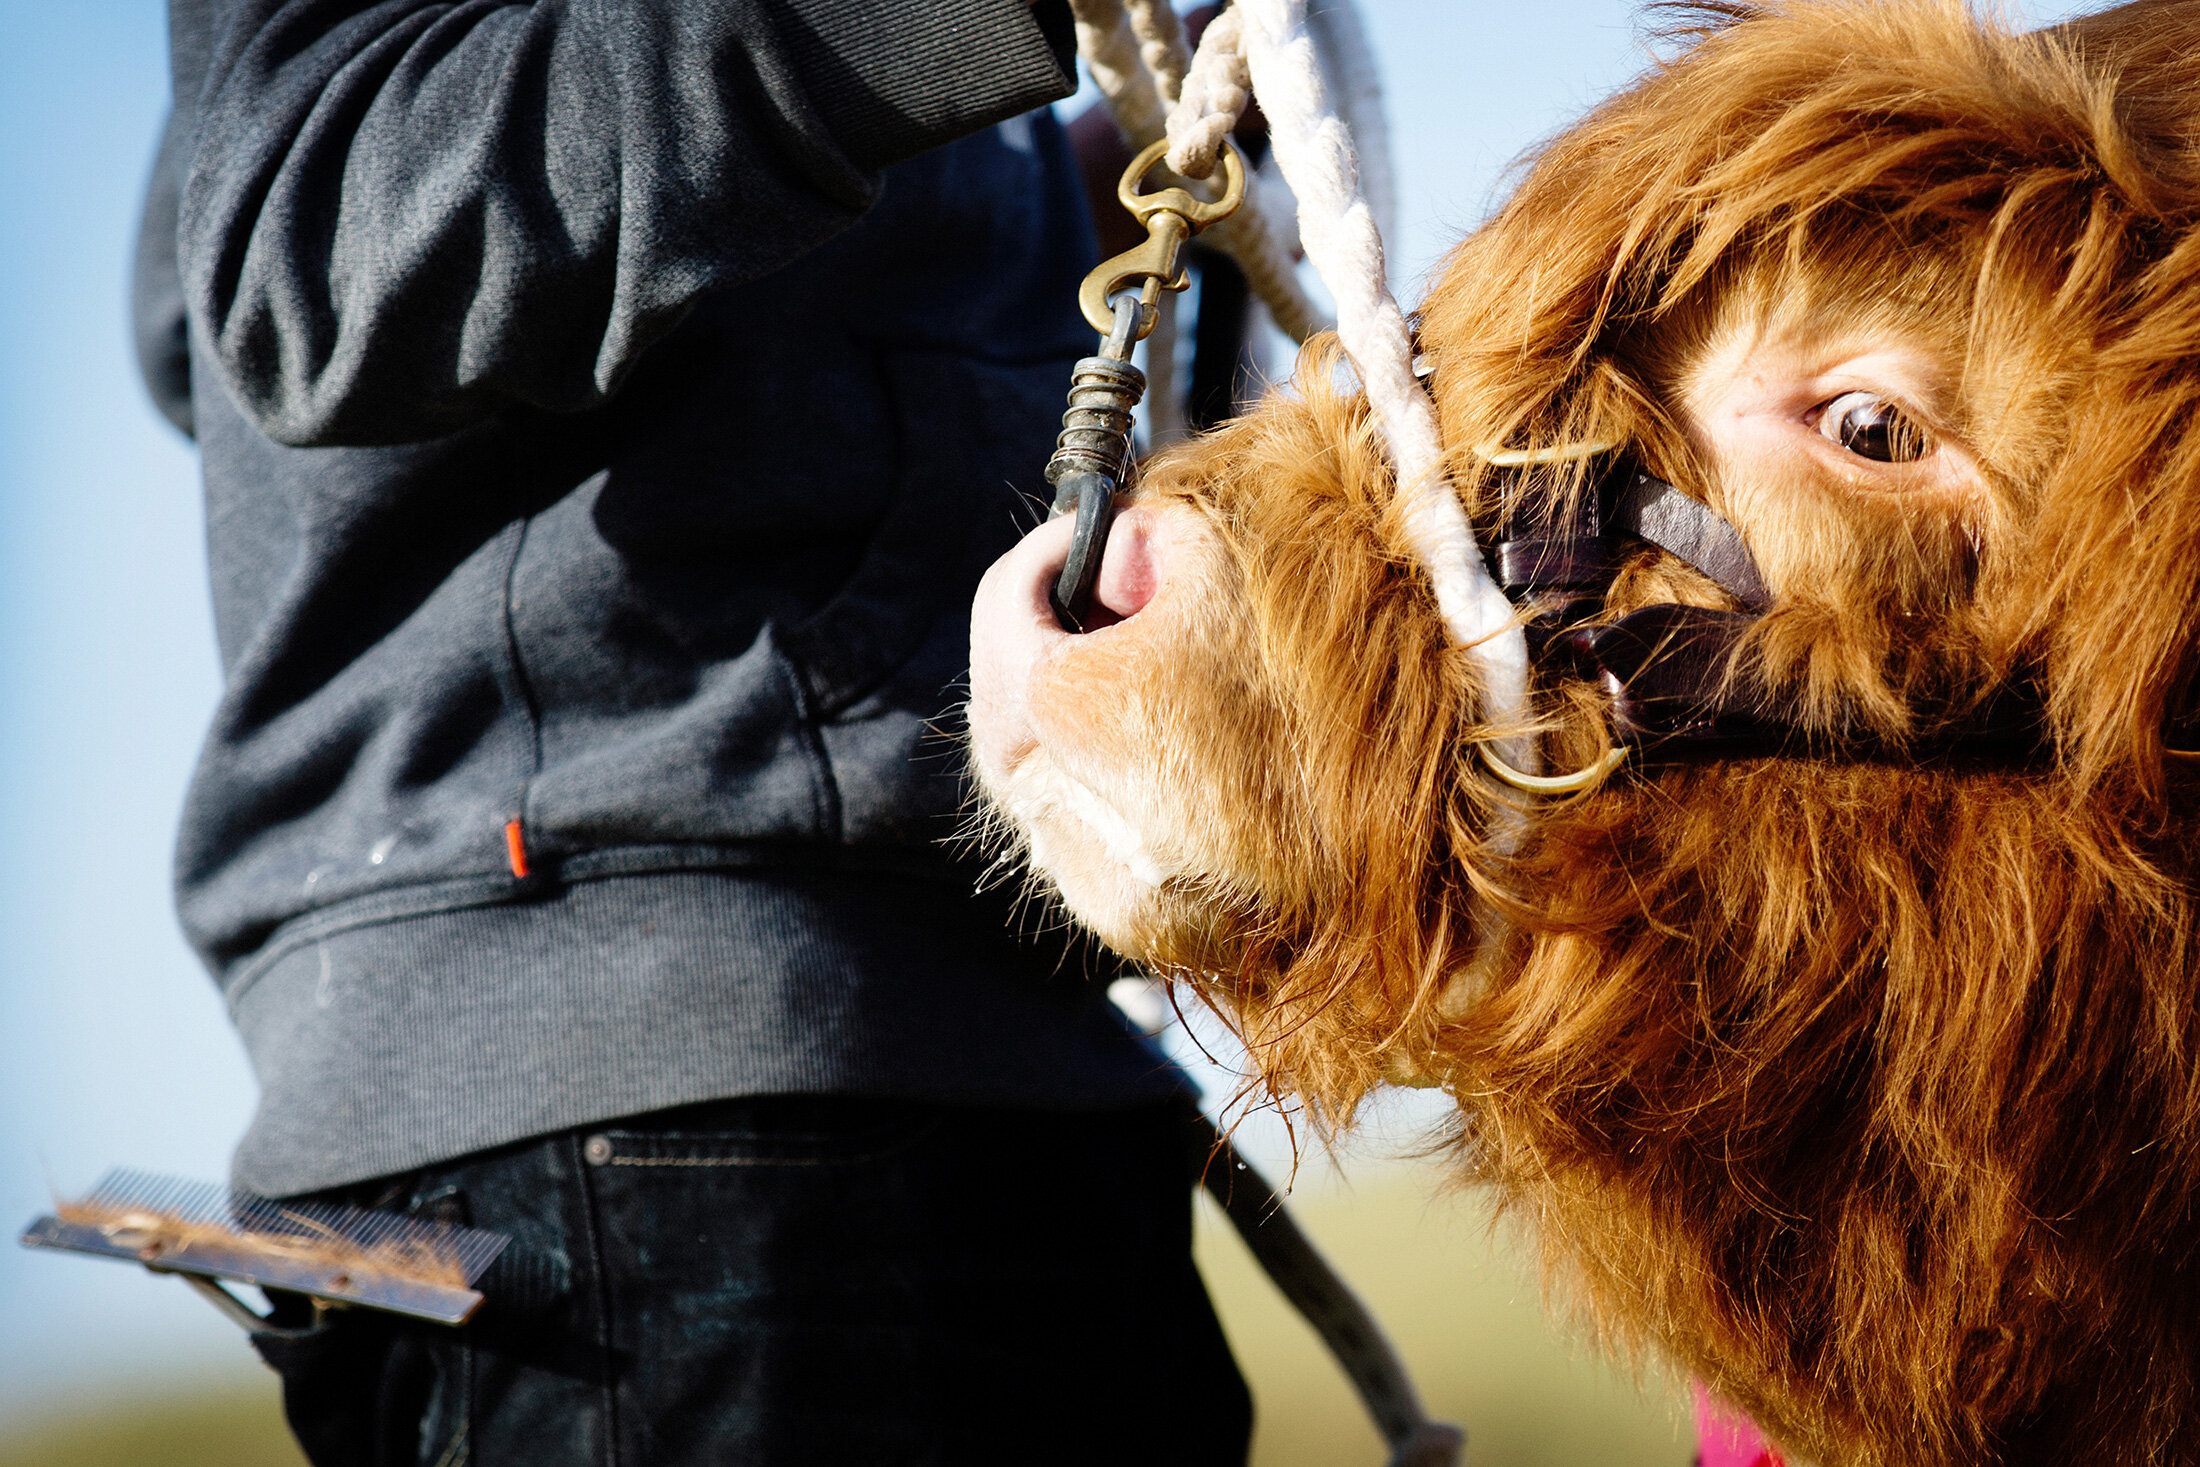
1479, 756, 2200, 1463
1119, 347, 1522, 1116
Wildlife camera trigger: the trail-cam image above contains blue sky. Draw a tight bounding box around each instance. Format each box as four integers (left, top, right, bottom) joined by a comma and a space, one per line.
0, 0, 2096, 1420
0, 0, 243, 1416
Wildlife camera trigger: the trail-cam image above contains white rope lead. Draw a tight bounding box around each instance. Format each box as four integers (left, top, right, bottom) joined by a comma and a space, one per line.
1165, 6, 1248, 179
1230, 0, 1529, 748
1159, 10, 1326, 350
1081, 0, 1526, 751
1302, 0, 1393, 249
1070, 0, 1165, 142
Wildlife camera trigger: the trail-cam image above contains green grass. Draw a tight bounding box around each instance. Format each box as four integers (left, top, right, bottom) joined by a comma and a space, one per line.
0, 1177, 1688, 1465
0, 1382, 304, 1467
1197, 1174, 1693, 1467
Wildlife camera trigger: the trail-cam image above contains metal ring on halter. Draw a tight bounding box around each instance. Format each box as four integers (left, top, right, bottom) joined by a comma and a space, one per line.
1472, 437, 1620, 467
1479, 742, 1628, 794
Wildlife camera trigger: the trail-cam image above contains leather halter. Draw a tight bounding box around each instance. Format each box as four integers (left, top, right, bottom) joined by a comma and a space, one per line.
1483, 453, 2046, 763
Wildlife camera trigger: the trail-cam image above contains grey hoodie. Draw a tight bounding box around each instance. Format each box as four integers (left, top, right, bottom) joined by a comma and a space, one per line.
141, 0, 1181, 1195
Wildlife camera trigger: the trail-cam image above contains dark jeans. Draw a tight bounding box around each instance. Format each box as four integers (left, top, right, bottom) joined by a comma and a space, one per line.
251, 1097, 1252, 1466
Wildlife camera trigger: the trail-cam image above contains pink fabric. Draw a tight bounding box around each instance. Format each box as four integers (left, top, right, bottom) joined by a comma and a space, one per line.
1693, 1382, 1784, 1467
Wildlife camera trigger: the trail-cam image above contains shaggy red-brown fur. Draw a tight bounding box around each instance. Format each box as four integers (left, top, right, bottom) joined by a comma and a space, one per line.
969, 3, 2200, 1462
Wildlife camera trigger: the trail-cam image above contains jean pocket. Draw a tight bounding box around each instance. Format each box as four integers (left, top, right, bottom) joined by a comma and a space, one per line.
251, 1300, 469, 1467
581, 1094, 946, 1169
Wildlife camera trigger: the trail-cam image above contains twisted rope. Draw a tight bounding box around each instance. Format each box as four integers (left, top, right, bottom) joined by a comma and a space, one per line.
1160, 8, 1324, 347
1070, 0, 1168, 142
1230, 0, 1529, 744
1303, 0, 1392, 247
1072, 0, 1326, 346
1165, 6, 1247, 178
1124, 0, 1192, 107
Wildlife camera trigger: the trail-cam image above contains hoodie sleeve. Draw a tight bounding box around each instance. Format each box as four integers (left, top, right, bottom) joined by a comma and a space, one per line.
177, 0, 1078, 447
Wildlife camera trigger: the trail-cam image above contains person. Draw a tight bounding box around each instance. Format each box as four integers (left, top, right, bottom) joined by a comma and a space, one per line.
131, 1, 1252, 1461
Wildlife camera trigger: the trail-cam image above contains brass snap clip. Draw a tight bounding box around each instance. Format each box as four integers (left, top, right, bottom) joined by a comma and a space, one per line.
1076, 138, 1248, 339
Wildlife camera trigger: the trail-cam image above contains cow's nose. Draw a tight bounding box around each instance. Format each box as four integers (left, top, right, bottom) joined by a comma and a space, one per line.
1091, 504, 1165, 627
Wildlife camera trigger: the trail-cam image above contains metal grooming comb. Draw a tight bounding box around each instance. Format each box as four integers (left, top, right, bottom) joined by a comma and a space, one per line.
19, 1168, 509, 1326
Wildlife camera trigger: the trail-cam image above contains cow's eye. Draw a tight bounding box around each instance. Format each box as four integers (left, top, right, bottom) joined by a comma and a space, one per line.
1816, 391, 1931, 463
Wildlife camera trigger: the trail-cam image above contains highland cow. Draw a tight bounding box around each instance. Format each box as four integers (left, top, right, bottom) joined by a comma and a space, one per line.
968, 2, 2200, 1462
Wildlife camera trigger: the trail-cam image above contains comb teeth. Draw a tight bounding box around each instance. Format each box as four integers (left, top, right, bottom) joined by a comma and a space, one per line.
78, 1168, 508, 1286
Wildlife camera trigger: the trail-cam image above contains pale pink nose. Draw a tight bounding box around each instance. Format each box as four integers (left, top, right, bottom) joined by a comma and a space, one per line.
1091, 505, 1164, 625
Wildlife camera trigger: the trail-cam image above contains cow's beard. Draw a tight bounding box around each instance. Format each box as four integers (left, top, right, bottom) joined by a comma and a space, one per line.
1445, 755, 2200, 1467
1141, 721, 2200, 1462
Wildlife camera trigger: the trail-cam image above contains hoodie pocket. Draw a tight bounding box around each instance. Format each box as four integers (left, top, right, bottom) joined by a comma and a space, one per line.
772, 350, 1002, 720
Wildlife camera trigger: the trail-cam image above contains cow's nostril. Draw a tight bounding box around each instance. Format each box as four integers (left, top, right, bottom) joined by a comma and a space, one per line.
1091, 510, 1163, 627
